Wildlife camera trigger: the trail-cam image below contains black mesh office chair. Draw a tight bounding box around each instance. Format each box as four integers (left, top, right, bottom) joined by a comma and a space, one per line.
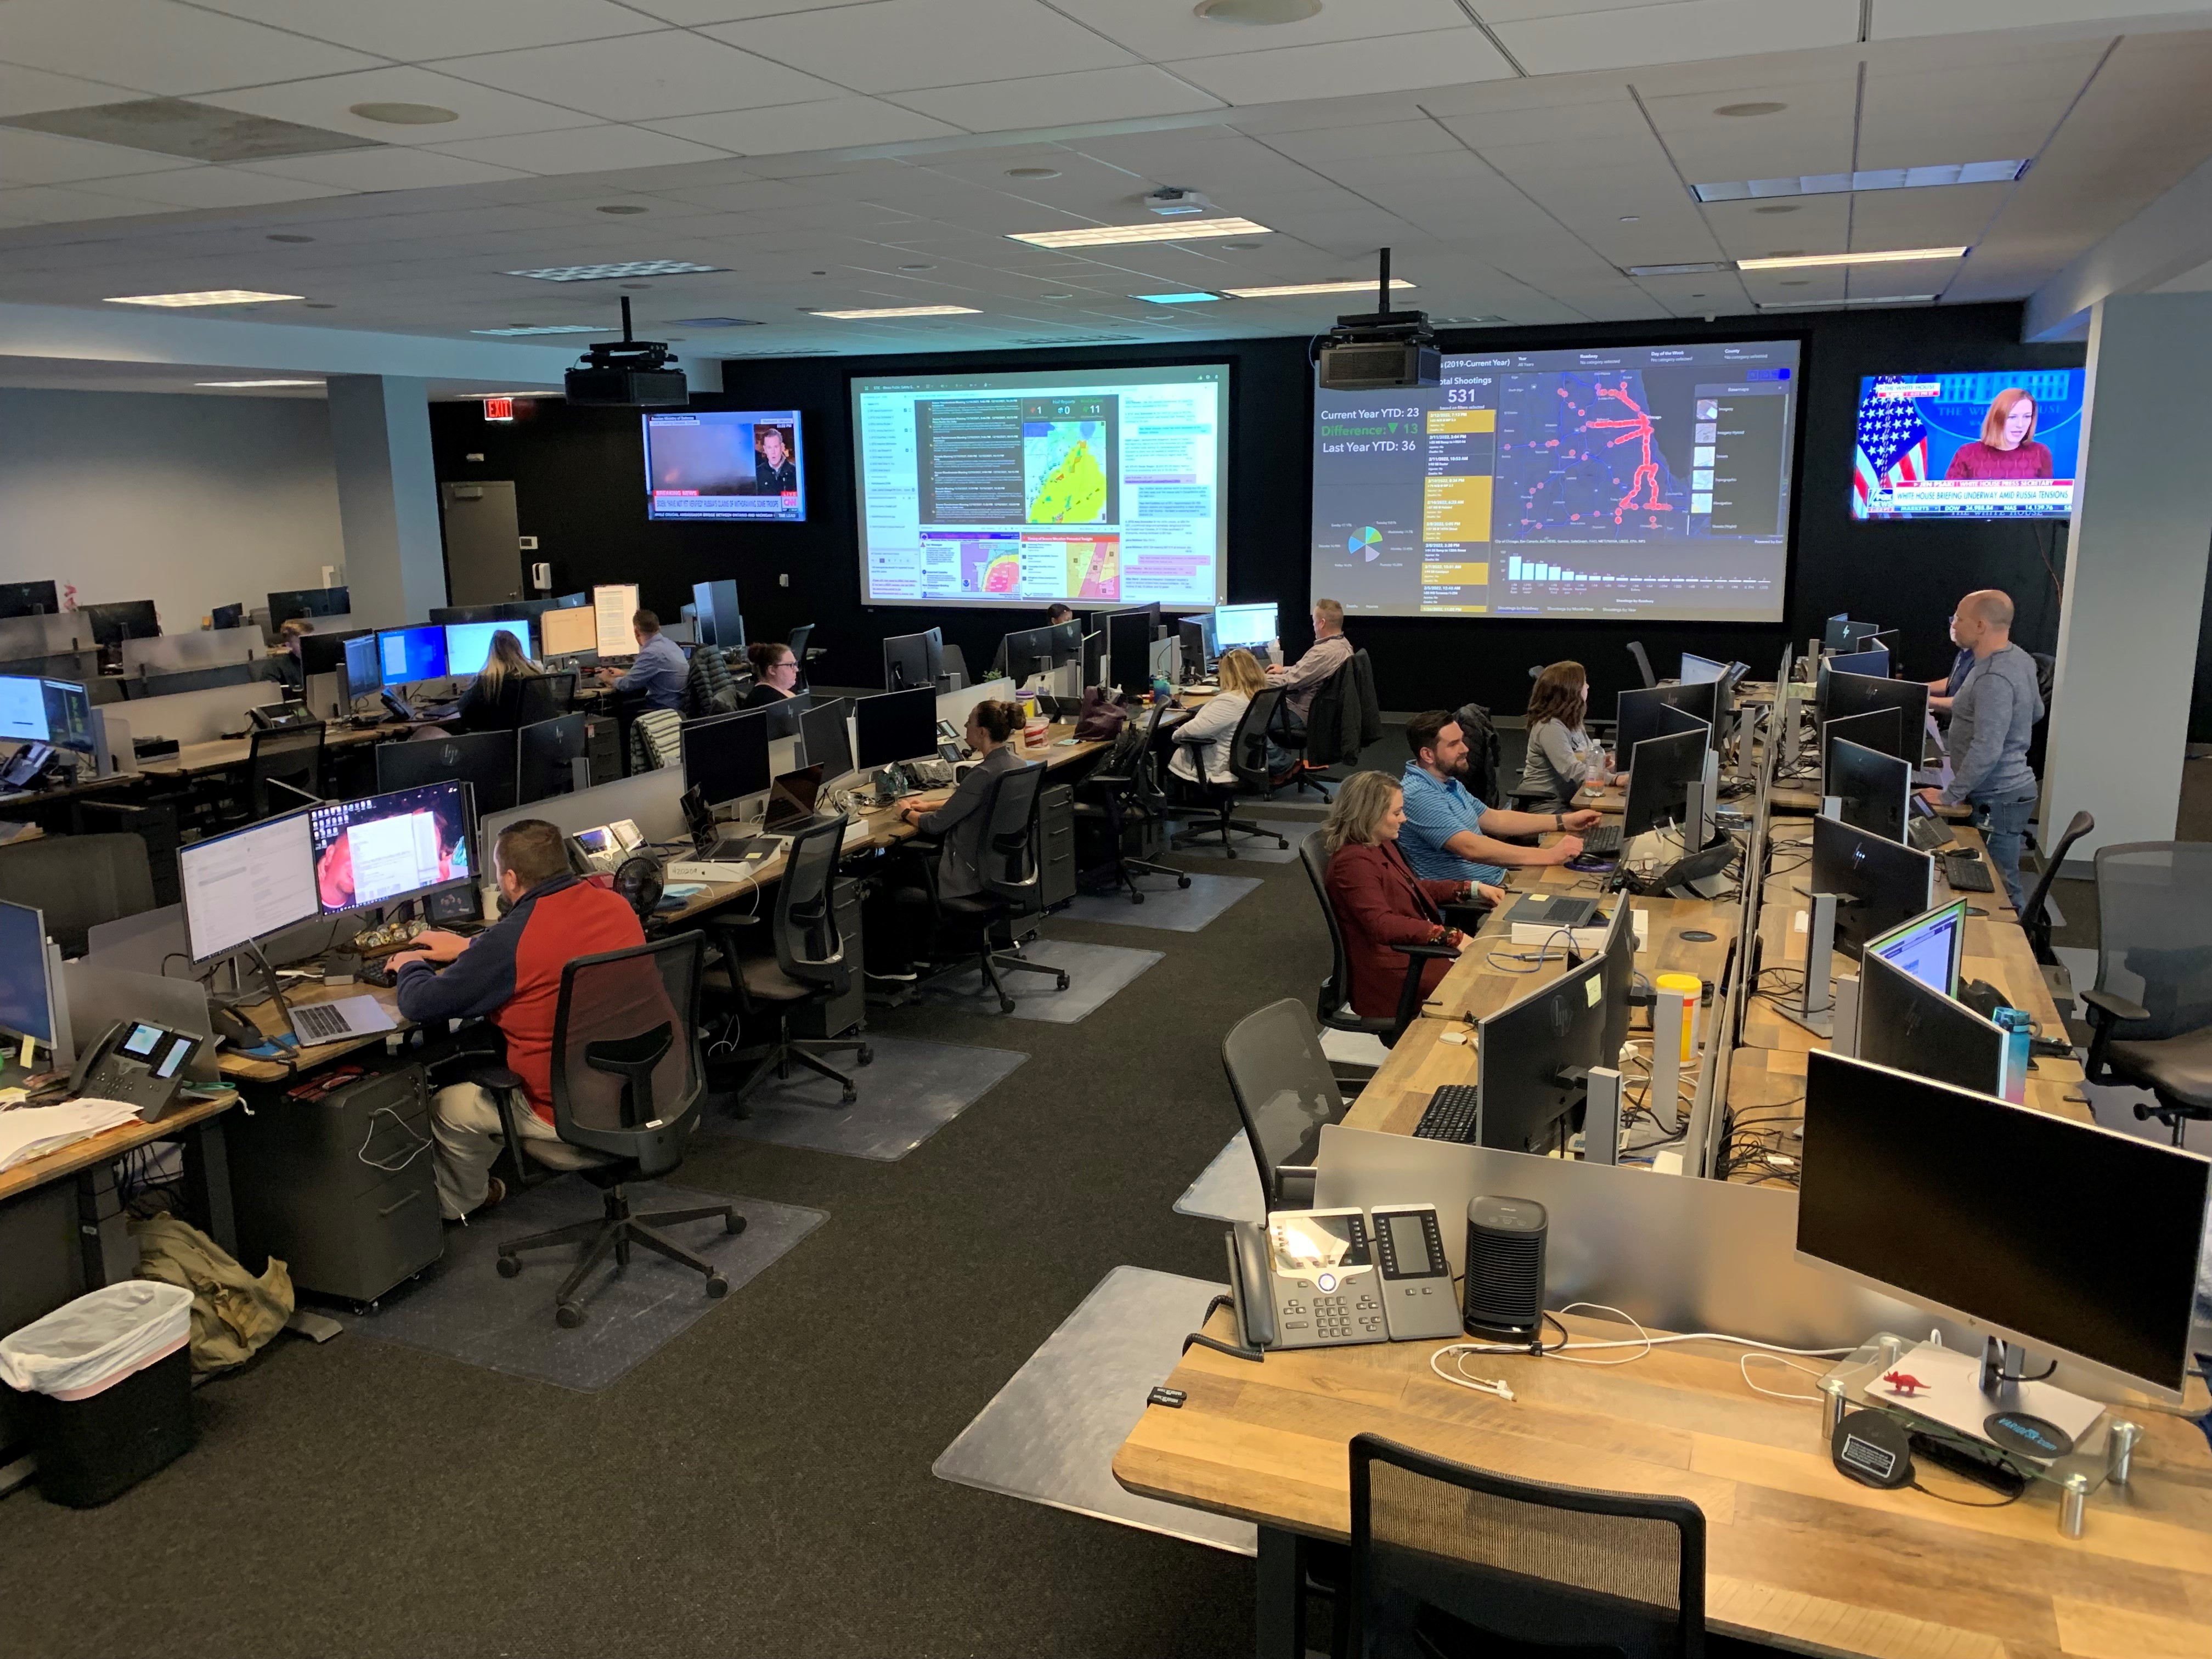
1169, 685, 1290, 856
1296, 840, 1463, 1045
910, 759, 1068, 1014
0, 833, 157, 957
486, 932, 742, 1329
1627, 641, 1658, 690
703, 813, 873, 1104
2081, 840, 2212, 1146
1221, 997, 1350, 1210
1349, 1435, 1707, 1659
244, 721, 324, 818
515, 674, 568, 727
2019, 809, 2092, 965
1073, 701, 1190, 903
787, 623, 823, 688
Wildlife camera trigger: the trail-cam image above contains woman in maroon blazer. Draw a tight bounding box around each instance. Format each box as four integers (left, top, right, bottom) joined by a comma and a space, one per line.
1321, 771, 1504, 1019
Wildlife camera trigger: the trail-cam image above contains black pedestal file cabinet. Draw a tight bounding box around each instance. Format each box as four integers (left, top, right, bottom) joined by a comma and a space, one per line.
227, 1061, 443, 1307
793, 876, 866, 1040
1041, 783, 1076, 910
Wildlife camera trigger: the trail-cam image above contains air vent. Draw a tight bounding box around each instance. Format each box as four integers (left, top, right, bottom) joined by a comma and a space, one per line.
669, 317, 762, 329
0, 98, 379, 163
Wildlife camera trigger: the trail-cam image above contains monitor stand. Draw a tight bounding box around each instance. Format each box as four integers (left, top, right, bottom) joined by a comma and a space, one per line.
1778, 891, 1838, 1039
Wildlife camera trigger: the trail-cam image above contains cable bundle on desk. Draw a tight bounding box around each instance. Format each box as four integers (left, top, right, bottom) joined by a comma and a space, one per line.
1428, 1302, 1853, 1404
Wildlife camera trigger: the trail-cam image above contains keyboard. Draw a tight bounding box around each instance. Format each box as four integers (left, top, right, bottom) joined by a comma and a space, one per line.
1413, 1084, 1481, 1145
1578, 823, 1623, 857
1941, 852, 1995, 893
1908, 816, 1954, 853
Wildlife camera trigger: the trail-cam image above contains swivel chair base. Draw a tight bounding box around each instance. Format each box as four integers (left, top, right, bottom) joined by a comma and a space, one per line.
496, 1181, 742, 1329
730, 1025, 873, 1105
913, 933, 1069, 1015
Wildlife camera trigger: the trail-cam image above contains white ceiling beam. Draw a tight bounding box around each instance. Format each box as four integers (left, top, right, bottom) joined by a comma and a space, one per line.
2022, 142, 2212, 338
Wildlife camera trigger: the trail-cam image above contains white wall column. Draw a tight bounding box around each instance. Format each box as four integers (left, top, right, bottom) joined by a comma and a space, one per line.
2045, 292, 2212, 862
327, 374, 445, 625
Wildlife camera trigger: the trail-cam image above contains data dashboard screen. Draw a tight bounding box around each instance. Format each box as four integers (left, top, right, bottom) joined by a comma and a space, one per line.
851, 364, 1228, 609
1311, 341, 1799, 622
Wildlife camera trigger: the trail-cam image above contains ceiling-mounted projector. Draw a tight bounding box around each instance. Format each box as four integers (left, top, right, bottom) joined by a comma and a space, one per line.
565, 296, 687, 407
1316, 249, 1440, 392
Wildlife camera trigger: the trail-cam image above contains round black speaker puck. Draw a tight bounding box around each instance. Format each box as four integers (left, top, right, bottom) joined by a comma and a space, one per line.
1831, 1409, 1912, 1489
1679, 929, 1716, 942
1983, 1411, 2073, 1459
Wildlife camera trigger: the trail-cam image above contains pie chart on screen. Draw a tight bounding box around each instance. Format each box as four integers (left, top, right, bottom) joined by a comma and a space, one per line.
1348, 526, 1383, 560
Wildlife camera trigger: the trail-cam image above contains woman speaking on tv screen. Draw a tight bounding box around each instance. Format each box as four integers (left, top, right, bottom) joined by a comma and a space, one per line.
1944, 387, 2054, 479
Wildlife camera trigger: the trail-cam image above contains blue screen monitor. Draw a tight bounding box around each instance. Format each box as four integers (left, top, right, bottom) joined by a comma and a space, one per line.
378, 625, 447, 687
0, 899, 53, 1045
1853, 369, 2086, 520
443, 620, 532, 678
1863, 900, 1967, 997
1215, 602, 1276, 651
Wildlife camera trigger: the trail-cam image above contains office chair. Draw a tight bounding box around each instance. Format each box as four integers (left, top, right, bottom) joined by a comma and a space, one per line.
1348, 1435, 1707, 1659
682, 643, 738, 718
1169, 685, 1291, 856
941, 642, 969, 689
702, 813, 873, 1104
1071, 701, 1189, 903
1627, 641, 1658, 689
787, 623, 825, 687
243, 721, 324, 818
907, 759, 1068, 1014
2080, 840, 2212, 1146
0, 833, 157, 957
479, 932, 743, 1329
629, 707, 683, 772
2019, 808, 2092, 965
1297, 840, 1463, 1046
1221, 998, 1349, 1209
515, 674, 568, 726
1266, 679, 1329, 799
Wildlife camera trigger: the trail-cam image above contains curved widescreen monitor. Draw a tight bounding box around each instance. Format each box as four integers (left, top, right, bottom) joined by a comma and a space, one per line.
1852, 368, 2084, 520
851, 364, 1228, 609
1312, 340, 1798, 622
644, 409, 805, 521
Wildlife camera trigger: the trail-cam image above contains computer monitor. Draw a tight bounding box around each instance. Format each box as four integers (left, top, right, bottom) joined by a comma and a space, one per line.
177, 810, 320, 963
1827, 738, 1910, 845
1854, 947, 2008, 1096
1105, 609, 1154, 698
682, 709, 772, 808
1678, 652, 1726, 684
1821, 708, 1902, 781
443, 620, 533, 678
341, 634, 380, 700
556, 592, 590, 608
0, 582, 59, 619
1215, 602, 1276, 652
854, 686, 938, 771
518, 713, 588, 803
1599, 899, 1638, 1068
998, 625, 1056, 681
1178, 616, 1217, 676
1830, 644, 1891, 681
377, 625, 448, 687
1821, 671, 1928, 765
300, 629, 368, 679
1617, 681, 1719, 759
428, 605, 503, 625
1863, 898, 1967, 996
308, 781, 472, 915
210, 603, 245, 631
1621, 726, 1709, 839
692, 579, 744, 650
1046, 619, 1083, 665
39, 680, 92, 754
0, 899, 55, 1047
1822, 616, 1878, 651
1797, 1049, 2211, 1399
0, 676, 42, 744
1810, 812, 1935, 958
539, 606, 598, 659
82, 600, 159, 646
763, 764, 825, 834
1477, 952, 1609, 1154
883, 627, 943, 693
268, 586, 350, 624
1081, 629, 1105, 688
375, 730, 520, 820
801, 696, 855, 782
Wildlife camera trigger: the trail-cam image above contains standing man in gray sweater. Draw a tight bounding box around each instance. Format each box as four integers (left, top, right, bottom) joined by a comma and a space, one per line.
1918, 589, 2045, 909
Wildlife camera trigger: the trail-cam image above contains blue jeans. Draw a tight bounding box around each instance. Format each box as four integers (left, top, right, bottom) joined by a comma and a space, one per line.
1974, 792, 2037, 912
1265, 703, 1306, 776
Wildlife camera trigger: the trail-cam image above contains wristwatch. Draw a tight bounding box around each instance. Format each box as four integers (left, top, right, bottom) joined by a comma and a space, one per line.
1554, 811, 1566, 832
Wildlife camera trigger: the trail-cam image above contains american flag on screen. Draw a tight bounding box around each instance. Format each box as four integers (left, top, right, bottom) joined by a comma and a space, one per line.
1854, 377, 1929, 514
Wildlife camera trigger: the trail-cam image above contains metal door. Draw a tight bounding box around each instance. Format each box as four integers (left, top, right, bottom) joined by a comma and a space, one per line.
439, 480, 523, 605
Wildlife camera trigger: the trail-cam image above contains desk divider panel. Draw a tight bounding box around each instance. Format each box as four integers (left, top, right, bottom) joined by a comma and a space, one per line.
479, 765, 687, 852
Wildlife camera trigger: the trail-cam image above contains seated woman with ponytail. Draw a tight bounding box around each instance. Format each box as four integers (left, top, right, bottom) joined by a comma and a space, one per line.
870, 700, 1028, 974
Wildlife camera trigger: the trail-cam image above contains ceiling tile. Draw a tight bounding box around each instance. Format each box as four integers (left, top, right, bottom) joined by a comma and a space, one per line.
1167, 29, 1515, 105
1870, 0, 2212, 40
202, 67, 607, 146
706, 0, 1135, 95
647, 97, 964, 154
71, 166, 354, 210
0, 127, 199, 185
1844, 179, 2013, 249
1049, 0, 1469, 59
188, 1, 662, 59
0, 64, 140, 120
0, 183, 176, 224
887, 67, 1224, 133
620, 1, 877, 20
1498, 0, 1860, 77
430, 31, 846, 122
238, 148, 533, 191
0, 0, 382, 97
426, 124, 733, 174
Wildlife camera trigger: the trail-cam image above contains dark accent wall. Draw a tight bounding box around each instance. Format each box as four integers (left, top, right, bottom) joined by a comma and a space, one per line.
431, 303, 2083, 723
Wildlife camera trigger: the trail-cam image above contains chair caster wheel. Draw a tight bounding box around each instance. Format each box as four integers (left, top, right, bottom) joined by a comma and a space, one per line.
495, 1256, 521, 1278
857, 1045, 874, 1065
1000, 997, 1017, 1013
1131, 892, 1144, 904
1055, 974, 1070, 991
1178, 876, 1192, 888
556, 1302, 586, 1329
725, 1213, 746, 1235
1275, 838, 1289, 849
842, 1085, 857, 1103
704, 1274, 728, 1300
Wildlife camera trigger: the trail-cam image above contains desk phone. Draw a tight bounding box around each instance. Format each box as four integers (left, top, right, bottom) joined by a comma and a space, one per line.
69, 1017, 200, 1122
1227, 1204, 1460, 1351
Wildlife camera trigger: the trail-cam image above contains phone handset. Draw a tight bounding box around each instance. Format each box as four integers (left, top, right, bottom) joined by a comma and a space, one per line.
1229, 1221, 1278, 1350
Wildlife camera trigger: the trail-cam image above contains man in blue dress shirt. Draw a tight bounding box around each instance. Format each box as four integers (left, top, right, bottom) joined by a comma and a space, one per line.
594, 608, 687, 710
1398, 709, 1598, 887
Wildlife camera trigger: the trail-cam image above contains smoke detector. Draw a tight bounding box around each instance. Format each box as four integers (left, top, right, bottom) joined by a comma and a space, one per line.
1144, 187, 1217, 217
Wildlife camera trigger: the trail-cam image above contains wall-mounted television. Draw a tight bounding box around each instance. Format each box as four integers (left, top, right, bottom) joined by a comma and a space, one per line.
644, 409, 804, 521
1852, 369, 2084, 521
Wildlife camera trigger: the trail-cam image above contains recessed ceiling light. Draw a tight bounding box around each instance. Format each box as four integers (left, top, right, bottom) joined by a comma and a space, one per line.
1715, 101, 1787, 117
810, 269, 828, 276
1736, 246, 1967, 270
1753, 205, 1798, 215
1009, 217, 1270, 249
1136, 292, 1222, 304
1006, 167, 1060, 179
1694, 161, 2025, 203
105, 290, 302, 307
195, 379, 322, 388
266, 233, 314, 244
1195, 0, 1323, 21
470, 324, 605, 335
595, 204, 650, 215
303, 302, 336, 309
810, 304, 982, 319
1619, 215, 1640, 223
1624, 263, 1729, 278
1222, 278, 1414, 298
1756, 294, 1937, 311
349, 101, 458, 125
503, 261, 721, 281
900, 262, 934, 270
1038, 292, 1075, 300
1224, 241, 1265, 251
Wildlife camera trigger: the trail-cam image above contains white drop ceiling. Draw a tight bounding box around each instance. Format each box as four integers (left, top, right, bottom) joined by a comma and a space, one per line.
0, 0, 2208, 369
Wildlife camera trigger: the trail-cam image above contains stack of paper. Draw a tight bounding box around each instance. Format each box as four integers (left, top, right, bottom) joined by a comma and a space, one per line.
0, 1098, 144, 1172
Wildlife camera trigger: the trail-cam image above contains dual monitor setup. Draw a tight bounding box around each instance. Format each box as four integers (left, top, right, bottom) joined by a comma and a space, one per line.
973, 600, 1278, 704
681, 687, 933, 817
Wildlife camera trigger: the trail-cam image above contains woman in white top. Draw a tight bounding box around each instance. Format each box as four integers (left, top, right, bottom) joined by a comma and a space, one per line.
1169, 648, 1269, 787
1520, 660, 1616, 812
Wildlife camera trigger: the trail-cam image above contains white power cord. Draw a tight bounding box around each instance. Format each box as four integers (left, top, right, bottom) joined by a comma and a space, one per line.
1424, 1302, 1852, 1402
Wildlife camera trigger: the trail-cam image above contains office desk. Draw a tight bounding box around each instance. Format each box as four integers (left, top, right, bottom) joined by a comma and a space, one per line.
0, 1090, 240, 1271
1113, 1309, 2212, 1659
136, 722, 391, 779
218, 979, 408, 1084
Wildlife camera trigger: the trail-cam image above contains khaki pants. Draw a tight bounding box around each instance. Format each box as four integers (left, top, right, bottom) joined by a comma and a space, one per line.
431, 1083, 597, 1220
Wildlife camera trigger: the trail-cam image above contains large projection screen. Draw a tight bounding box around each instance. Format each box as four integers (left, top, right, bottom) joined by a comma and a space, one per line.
852, 363, 1229, 609
1312, 340, 1799, 623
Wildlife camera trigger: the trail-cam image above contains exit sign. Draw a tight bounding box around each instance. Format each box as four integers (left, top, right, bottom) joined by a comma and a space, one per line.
483, 397, 515, 422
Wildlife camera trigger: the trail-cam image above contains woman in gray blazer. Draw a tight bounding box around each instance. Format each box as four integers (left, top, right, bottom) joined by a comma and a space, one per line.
899, 699, 1026, 900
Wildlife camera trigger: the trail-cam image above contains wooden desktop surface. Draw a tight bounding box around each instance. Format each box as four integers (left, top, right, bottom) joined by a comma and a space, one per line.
0, 1089, 238, 1203
137, 721, 393, 778
1113, 1308, 2212, 1659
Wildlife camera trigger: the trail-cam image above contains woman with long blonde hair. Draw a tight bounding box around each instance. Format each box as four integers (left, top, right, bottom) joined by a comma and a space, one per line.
1168, 646, 1267, 786
453, 627, 544, 733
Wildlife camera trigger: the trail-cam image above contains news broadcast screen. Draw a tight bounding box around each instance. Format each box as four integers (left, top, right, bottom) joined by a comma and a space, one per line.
644, 409, 805, 521
1852, 369, 2085, 521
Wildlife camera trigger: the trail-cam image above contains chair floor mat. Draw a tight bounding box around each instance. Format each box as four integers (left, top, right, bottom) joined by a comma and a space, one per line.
933, 1265, 1255, 1556
699, 1035, 1026, 1161
338, 1179, 825, 1392
1174, 1131, 1265, 1224
1171, 818, 1319, 865
1058, 873, 1260, 933
916, 938, 1160, 1024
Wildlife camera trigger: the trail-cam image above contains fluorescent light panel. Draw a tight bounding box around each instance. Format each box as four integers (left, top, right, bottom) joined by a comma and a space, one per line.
1222, 279, 1417, 299
1738, 246, 1967, 270
470, 324, 604, 335
1008, 216, 1269, 249
1755, 295, 1939, 311
195, 379, 321, 387
1136, 292, 1221, 304
502, 260, 722, 281
105, 290, 301, 307
1694, 160, 2025, 202
1626, 263, 1730, 278
810, 304, 980, 319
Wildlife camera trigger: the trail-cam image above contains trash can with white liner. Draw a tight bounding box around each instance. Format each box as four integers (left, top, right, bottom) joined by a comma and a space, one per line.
0, 1281, 196, 1505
